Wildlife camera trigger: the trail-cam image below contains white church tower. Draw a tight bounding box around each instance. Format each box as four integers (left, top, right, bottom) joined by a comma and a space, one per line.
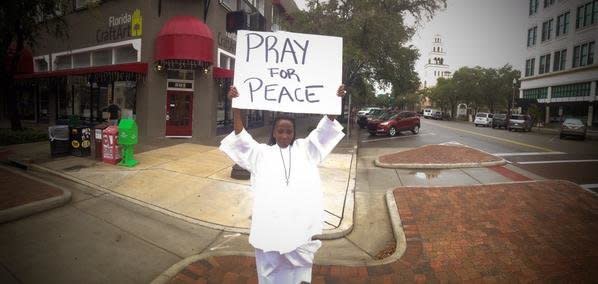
423, 34, 451, 88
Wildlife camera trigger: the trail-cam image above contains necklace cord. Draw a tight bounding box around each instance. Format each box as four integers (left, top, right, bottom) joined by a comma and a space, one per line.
279, 146, 291, 186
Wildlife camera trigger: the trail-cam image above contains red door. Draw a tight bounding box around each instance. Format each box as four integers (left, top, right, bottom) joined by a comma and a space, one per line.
165, 91, 193, 137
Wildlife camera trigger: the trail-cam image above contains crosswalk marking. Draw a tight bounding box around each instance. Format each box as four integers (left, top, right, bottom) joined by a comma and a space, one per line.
493, 151, 566, 157
517, 159, 598, 165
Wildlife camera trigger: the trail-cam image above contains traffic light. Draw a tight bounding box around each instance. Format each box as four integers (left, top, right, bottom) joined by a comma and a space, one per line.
226, 11, 247, 33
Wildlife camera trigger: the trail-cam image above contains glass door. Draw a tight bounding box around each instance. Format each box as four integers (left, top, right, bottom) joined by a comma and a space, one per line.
165, 91, 193, 137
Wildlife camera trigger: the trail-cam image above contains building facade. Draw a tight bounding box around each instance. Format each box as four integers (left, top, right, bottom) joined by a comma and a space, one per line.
519, 0, 597, 126
422, 34, 451, 89
5, 0, 298, 141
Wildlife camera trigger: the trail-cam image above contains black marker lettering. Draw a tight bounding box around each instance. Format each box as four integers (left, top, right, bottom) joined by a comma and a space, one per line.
246, 33, 264, 62
294, 88, 304, 102
305, 85, 323, 103
281, 38, 298, 64
243, 77, 263, 102
294, 40, 309, 64
264, 84, 278, 101
265, 36, 279, 63
278, 87, 294, 103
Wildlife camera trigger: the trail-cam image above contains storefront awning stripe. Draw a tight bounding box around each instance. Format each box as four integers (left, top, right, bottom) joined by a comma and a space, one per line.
213, 67, 233, 79
14, 62, 148, 79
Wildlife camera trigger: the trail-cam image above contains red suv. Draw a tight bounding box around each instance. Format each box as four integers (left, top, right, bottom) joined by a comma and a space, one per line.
367, 111, 420, 136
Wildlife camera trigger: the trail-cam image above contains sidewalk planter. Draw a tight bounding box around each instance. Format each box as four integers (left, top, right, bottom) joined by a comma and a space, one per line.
102, 126, 121, 165
69, 126, 92, 157
118, 119, 138, 167
48, 125, 70, 157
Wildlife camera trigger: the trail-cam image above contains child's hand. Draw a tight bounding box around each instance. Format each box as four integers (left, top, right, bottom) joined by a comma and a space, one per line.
336, 84, 346, 98
228, 86, 239, 100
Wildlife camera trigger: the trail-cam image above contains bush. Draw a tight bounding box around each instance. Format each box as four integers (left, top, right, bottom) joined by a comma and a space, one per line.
0, 128, 49, 146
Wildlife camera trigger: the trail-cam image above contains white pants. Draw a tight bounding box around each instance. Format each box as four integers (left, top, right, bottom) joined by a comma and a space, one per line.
255, 240, 321, 284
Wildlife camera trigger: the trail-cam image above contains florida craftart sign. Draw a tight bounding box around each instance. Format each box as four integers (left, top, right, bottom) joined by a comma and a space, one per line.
232, 30, 343, 114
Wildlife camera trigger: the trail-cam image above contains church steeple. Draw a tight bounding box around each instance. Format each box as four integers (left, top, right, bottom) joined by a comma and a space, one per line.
423, 34, 451, 88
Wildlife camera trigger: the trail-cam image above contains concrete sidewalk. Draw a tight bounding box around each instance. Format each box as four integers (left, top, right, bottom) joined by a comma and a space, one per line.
0, 115, 358, 238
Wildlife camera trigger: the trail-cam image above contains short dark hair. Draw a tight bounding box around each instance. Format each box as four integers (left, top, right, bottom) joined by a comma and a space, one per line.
268, 116, 296, 146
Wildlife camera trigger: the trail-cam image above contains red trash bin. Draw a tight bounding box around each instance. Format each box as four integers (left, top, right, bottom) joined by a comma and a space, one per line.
102, 125, 121, 165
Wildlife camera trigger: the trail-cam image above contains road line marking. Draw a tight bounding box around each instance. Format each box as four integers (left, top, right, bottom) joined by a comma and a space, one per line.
361, 132, 435, 143
580, 184, 598, 189
517, 159, 598, 165
493, 152, 566, 157
423, 121, 557, 152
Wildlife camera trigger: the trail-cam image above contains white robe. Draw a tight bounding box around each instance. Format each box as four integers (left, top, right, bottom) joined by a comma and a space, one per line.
219, 116, 344, 282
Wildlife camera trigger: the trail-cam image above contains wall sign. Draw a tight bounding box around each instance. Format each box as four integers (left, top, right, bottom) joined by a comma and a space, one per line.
97, 9, 142, 43
232, 30, 343, 115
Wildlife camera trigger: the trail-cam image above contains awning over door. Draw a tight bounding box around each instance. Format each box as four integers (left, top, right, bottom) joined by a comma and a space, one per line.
155, 16, 214, 64
213, 67, 233, 79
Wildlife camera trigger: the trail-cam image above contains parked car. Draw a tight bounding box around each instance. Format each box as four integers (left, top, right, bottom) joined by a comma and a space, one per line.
560, 118, 587, 140
423, 108, 438, 119
491, 113, 508, 129
357, 107, 381, 118
507, 114, 533, 132
357, 108, 384, 128
368, 111, 420, 137
431, 111, 443, 120
474, 112, 493, 127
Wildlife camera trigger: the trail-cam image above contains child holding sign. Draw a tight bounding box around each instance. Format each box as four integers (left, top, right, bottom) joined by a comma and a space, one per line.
219, 85, 346, 283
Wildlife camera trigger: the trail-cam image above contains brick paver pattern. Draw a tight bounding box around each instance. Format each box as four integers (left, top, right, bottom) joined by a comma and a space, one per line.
169, 180, 598, 283
378, 144, 501, 165
0, 168, 62, 210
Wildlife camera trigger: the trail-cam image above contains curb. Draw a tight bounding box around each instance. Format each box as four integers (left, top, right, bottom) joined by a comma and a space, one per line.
0, 165, 72, 224
22, 146, 357, 239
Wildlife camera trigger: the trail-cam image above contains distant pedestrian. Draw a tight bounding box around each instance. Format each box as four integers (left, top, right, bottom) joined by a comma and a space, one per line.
104, 101, 121, 125
219, 85, 346, 284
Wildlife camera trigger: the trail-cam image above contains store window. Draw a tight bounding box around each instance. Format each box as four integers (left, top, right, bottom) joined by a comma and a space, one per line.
115, 45, 137, 64
34, 56, 49, 72
92, 49, 112, 66
112, 81, 137, 119
75, 0, 101, 10
18, 88, 36, 121
38, 84, 50, 123
73, 52, 91, 68
54, 55, 71, 70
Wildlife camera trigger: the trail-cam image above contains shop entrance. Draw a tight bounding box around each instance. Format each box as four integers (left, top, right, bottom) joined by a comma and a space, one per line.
165, 91, 193, 137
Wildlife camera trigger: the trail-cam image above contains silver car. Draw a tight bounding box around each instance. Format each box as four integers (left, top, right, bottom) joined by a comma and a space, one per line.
508, 114, 533, 132
560, 118, 587, 140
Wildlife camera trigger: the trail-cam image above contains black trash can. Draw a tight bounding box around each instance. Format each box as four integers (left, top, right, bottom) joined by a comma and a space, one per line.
48, 125, 70, 157
70, 126, 92, 157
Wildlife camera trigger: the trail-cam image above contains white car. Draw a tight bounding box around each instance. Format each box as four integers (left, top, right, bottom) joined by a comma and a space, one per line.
357, 107, 381, 117
474, 112, 494, 127
423, 108, 438, 119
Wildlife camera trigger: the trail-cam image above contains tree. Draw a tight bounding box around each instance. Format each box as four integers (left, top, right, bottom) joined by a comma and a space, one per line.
1, 0, 68, 130
288, 0, 446, 111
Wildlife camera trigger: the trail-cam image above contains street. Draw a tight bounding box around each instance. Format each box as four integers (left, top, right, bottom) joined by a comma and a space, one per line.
358, 118, 598, 193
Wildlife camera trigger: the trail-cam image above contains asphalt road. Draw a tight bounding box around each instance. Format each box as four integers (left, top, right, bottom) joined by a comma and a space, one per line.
357, 118, 598, 193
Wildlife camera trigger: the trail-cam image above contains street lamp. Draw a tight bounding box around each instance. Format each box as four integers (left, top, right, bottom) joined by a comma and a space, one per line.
511, 78, 517, 115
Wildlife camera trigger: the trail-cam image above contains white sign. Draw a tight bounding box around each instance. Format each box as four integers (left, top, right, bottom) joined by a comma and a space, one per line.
233, 30, 343, 114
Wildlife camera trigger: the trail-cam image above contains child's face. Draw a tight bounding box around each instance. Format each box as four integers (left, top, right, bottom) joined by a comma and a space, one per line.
273, 119, 294, 148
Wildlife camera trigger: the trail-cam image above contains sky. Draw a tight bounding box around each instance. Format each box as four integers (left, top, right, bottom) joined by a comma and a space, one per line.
294, 0, 528, 80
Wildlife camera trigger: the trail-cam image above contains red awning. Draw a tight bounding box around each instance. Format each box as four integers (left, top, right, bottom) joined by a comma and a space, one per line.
14, 62, 148, 79
213, 67, 233, 79
5, 43, 34, 74
155, 16, 213, 63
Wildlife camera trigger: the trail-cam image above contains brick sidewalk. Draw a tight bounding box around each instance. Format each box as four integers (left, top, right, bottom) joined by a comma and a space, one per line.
168, 180, 598, 283
0, 168, 62, 210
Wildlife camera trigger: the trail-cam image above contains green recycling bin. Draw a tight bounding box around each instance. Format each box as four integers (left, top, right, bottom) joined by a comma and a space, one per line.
118, 119, 138, 167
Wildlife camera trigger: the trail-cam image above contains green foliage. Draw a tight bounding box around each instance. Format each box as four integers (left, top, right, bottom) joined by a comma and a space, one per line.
0, 128, 48, 146
428, 65, 521, 117
289, 0, 446, 108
